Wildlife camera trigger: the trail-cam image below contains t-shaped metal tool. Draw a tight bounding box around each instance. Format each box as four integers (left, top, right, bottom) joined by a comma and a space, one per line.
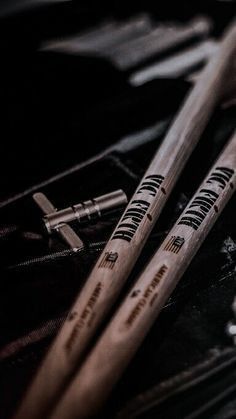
33, 190, 127, 252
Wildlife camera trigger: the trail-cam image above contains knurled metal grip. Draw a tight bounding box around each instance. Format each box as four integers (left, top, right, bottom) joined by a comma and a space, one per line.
33, 190, 127, 251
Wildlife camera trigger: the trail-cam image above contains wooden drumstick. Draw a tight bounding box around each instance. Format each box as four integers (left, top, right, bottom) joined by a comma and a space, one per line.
50, 129, 236, 419
14, 21, 236, 419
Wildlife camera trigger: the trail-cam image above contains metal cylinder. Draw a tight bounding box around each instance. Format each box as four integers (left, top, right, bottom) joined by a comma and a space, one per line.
44, 189, 127, 233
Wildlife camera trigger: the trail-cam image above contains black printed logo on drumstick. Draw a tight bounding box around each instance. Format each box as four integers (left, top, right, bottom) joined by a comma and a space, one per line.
164, 236, 185, 253
112, 174, 165, 243
98, 252, 118, 269
178, 167, 234, 231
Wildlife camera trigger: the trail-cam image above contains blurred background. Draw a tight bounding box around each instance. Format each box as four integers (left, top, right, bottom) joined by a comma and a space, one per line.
0, 0, 235, 206
0, 2, 236, 419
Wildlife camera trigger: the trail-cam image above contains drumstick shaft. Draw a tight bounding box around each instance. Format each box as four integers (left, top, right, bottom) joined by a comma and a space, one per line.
14, 21, 236, 419
51, 129, 236, 419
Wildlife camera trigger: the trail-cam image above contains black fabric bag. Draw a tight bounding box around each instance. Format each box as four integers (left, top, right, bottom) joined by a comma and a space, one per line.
0, 2, 236, 418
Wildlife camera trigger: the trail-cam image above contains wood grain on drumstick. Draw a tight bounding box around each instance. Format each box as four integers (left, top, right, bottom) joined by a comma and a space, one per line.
50, 129, 236, 419
14, 21, 236, 419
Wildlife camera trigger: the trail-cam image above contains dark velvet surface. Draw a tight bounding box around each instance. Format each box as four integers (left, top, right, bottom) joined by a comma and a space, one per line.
0, 2, 236, 418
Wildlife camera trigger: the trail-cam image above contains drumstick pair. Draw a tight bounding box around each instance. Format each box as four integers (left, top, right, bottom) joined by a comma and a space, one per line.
14, 20, 236, 419
49, 128, 236, 419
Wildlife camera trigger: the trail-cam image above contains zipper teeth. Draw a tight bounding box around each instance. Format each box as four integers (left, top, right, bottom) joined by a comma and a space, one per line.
6, 229, 167, 270
6, 241, 107, 270
7, 250, 76, 268
6, 232, 231, 272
